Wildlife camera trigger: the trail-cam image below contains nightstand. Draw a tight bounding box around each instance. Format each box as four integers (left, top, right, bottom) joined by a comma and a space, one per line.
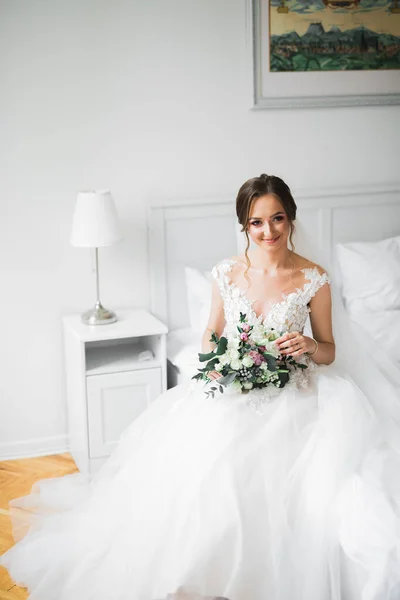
62, 308, 168, 474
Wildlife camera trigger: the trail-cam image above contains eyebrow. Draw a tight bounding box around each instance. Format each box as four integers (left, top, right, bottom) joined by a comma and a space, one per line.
249, 211, 285, 220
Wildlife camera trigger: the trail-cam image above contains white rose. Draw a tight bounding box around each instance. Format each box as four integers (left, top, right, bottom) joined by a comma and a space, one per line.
215, 362, 224, 372
228, 348, 240, 361
251, 332, 264, 345
229, 336, 240, 350
264, 344, 279, 358
218, 353, 230, 366
229, 379, 242, 394
242, 355, 254, 368
243, 381, 253, 390
231, 359, 242, 371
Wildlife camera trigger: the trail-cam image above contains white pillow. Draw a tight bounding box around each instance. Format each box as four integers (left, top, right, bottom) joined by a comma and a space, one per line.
184, 266, 213, 333
336, 236, 400, 314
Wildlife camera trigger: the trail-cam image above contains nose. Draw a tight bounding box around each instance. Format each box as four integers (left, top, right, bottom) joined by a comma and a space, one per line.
262, 222, 274, 237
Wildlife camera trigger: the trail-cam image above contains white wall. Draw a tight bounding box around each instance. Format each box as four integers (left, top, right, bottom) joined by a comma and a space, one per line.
1, 0, 399, 458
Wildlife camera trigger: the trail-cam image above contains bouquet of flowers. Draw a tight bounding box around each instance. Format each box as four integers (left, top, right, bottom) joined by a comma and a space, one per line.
192, 312, 307, 399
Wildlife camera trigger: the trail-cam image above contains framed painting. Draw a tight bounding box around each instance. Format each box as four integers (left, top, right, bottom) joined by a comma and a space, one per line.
252, 0, 400, 108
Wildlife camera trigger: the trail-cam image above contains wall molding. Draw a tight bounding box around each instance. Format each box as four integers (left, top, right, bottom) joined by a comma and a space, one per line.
0, 434, 69, 461
147, 184, 400, 209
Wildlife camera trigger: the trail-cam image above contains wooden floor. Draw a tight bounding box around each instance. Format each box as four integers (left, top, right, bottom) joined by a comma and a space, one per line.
0, 453, 79, 600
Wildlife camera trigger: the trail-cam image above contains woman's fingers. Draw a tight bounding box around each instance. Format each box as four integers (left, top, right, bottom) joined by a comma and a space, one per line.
278, 333, 307, 356
275, 332, 298, 348
290, 348, 305, 357
208, 371, 222, 380
278, 334, 302, 354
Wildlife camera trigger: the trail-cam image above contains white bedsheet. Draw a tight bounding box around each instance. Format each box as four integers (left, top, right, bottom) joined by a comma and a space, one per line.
351, 310, 400, 364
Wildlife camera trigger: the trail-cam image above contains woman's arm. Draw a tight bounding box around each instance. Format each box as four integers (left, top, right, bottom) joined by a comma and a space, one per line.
277, 279, 335, 365
307, 281, 336, 365
201, 279, 225, 354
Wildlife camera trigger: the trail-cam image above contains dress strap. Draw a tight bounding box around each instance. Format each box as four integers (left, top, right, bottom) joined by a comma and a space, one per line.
211, 258, 236, 297
301, 267, 330, 304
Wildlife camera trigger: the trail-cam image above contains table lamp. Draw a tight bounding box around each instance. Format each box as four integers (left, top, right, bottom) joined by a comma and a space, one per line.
70, 189, 123, 325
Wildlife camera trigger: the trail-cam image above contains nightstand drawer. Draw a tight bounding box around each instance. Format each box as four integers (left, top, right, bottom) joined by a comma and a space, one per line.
86, 368, 162, 458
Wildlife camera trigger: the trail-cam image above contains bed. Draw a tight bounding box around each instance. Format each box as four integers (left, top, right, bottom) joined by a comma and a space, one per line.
147, 185, 400, 387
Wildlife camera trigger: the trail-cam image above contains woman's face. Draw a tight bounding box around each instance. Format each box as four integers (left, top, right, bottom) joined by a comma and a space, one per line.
247, 194, 290, 252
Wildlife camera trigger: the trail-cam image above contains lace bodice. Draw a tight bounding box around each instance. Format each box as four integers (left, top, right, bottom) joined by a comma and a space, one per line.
212, 258, 330, 338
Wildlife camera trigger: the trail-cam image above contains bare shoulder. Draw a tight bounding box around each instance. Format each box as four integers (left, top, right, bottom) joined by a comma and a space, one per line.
213, 256, 244, 278
226, 254, 247, 274
292, 253, 328, 277
214, 255, 239, 266
227, 254, 246, 264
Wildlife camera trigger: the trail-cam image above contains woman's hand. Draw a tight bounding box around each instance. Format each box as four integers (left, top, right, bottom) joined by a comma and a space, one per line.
275, 332, 316, 357
208, 370, 223, 381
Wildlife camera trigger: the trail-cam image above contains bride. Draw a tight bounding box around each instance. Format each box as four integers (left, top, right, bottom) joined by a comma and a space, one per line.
2, 174, 400, 600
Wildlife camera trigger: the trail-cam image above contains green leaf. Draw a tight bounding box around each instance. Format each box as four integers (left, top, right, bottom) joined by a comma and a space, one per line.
205, 385, 217, 398
198, 338, 227, 362
198, 351, 216, 362
205, 357, 220, 370
210, 332, 220, 344
191, 373, 203, 381
215, 336, 228, 355
217, 372, 237, 386
263, 354, 277, 372
277, 370, 290, 386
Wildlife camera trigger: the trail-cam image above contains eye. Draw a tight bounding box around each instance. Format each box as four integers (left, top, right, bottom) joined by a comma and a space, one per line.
273, 215, 285, 222
249, 220, 262, 227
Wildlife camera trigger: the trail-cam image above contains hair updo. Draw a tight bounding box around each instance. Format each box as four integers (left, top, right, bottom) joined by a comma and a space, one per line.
236, 174, 297, 273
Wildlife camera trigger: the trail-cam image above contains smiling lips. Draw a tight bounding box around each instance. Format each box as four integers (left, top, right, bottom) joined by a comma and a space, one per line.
263, 236, 280, 244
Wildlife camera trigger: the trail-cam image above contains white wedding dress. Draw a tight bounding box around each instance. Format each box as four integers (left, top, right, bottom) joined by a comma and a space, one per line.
2, 258, 400, 600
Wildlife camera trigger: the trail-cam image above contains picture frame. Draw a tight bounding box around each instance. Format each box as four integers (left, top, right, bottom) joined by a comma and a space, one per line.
252, 0, 400, 109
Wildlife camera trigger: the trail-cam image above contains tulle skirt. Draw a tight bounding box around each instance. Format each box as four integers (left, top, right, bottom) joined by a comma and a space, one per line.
1, 364, 400, 600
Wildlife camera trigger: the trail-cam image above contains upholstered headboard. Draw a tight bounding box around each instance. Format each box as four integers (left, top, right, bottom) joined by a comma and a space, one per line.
148, 184, 400, 331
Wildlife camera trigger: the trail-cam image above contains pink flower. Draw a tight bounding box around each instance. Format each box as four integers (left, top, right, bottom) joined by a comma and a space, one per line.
240, 332, 249, 341
258, 345, 266, 352
242, 324, 251, 333
249, 350, 264, 366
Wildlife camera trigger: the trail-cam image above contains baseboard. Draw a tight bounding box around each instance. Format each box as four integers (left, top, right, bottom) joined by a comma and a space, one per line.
0, 434, 69, 461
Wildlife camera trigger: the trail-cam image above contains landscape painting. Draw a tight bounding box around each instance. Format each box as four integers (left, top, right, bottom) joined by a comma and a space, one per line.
269, 0, 400, 72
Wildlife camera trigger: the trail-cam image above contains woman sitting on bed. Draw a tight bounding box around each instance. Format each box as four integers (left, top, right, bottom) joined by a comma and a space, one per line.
2, 174, 400, 600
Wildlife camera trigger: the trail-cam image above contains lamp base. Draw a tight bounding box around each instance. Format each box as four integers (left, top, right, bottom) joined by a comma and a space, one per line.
81, 302, 117, 326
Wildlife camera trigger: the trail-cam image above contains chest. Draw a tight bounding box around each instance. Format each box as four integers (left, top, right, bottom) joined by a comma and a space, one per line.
223, 284, 311, 334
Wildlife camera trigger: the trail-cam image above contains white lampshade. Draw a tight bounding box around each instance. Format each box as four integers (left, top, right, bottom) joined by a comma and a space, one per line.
70, 190, 123, 247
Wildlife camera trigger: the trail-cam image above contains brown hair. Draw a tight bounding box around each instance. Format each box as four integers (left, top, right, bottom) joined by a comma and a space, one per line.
236, 174, 297, 277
